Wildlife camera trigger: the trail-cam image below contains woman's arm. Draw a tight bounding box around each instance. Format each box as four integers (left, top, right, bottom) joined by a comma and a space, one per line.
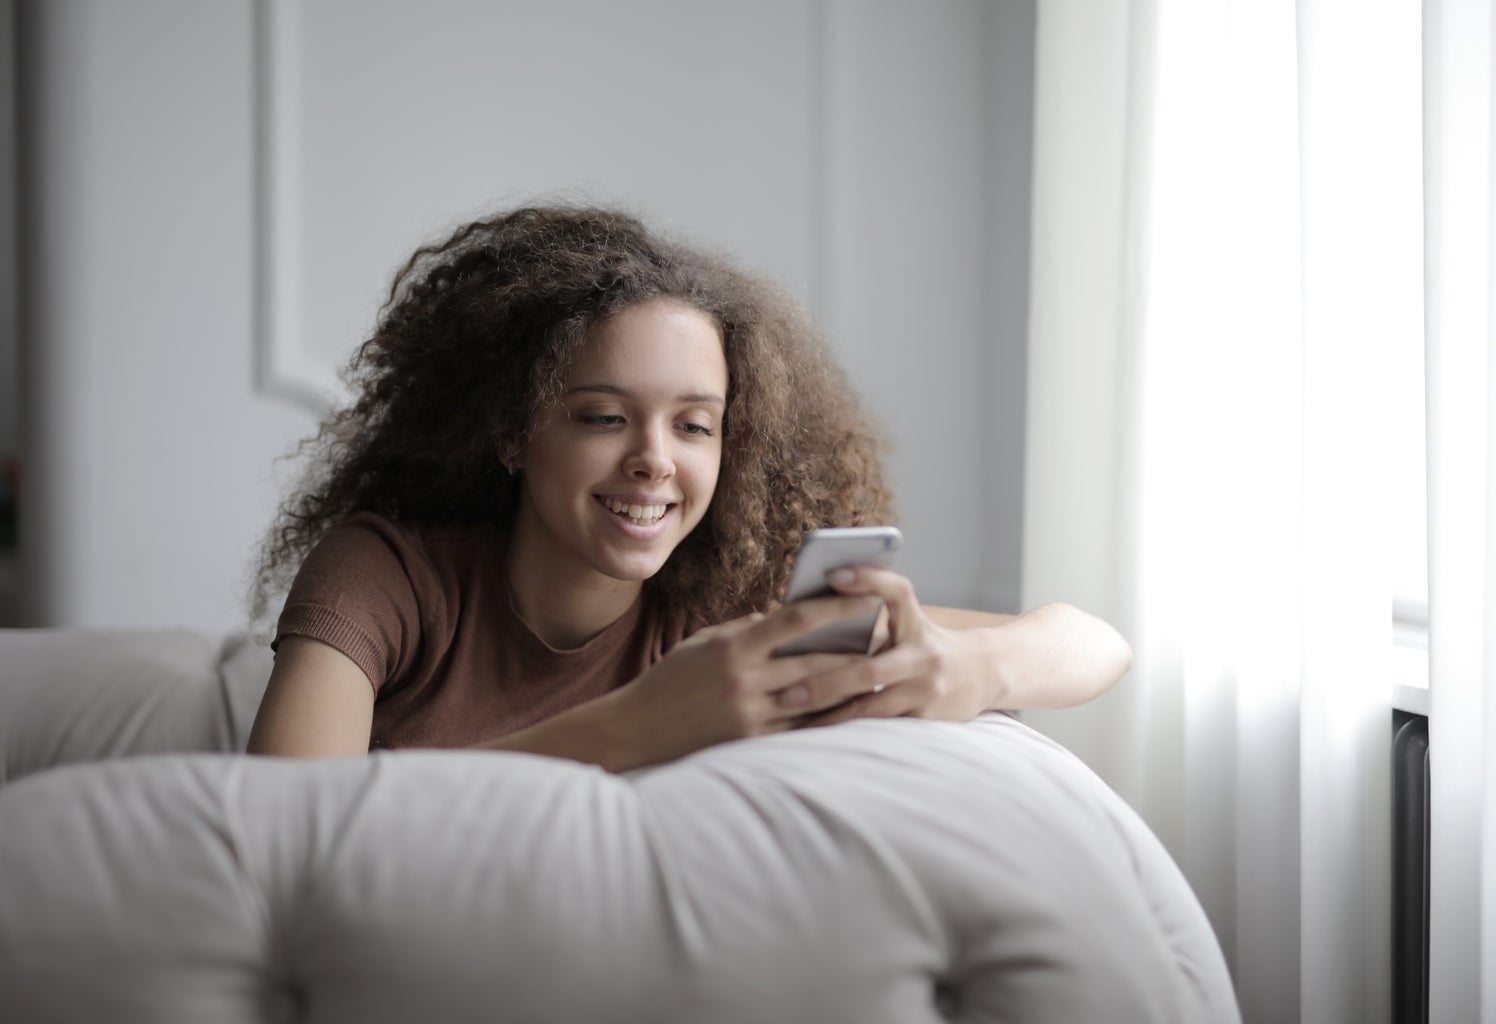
247, 637, 376, 757
785, 568, 1132, 726
247, 634, 642, 764
479, 593, 902, 771
248, 594, 904, 769
924, 602, 1132, 710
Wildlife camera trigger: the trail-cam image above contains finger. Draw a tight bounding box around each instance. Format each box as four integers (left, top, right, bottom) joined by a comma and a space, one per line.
757, 652, 868, 701
743, 658, 868, 734
771, 644, 928, 718
826, 567, 924, 646
798, 684, 914, 728
742, 594, 885, 655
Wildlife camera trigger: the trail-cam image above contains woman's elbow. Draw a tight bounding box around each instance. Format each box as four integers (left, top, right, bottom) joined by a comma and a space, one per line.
1095, 617, 1133, 696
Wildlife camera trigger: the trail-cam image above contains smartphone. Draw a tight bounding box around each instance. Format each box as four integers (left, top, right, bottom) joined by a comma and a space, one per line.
773, 526, 904, 657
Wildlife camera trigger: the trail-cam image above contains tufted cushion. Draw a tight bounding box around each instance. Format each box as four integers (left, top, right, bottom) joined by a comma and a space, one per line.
0, 713, 1240, 1023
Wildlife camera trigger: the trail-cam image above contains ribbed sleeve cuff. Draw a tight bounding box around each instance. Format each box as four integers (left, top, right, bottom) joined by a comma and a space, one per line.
275, 603, 386, 692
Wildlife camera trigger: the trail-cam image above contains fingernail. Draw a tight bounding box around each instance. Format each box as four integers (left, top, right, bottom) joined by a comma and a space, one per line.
780, 684, 810, 707
827, 568, 856, 586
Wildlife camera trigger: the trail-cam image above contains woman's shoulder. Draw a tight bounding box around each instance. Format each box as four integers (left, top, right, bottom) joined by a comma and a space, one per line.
277, 513, 504, 682
289, 513, 503, 615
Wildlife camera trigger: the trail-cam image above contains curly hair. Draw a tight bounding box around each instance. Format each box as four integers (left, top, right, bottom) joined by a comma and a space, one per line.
251, 203, 893, 627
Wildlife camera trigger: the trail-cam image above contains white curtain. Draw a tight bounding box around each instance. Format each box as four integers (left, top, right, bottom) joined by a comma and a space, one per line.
1423, 3, 1496, 1021
1019, 0, 1479, 1019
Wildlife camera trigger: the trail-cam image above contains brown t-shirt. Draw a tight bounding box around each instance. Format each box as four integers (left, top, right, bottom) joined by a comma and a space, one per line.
273, 512, 691, 750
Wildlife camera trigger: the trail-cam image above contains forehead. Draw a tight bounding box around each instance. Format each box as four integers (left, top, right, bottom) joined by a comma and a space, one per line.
568, 299, 727, 390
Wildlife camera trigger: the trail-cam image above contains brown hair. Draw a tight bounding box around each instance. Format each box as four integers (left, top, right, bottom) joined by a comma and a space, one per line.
251, 203, 893, 626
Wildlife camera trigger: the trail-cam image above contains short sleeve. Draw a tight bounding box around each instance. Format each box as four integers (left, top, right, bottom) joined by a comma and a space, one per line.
273, 514, 431, 691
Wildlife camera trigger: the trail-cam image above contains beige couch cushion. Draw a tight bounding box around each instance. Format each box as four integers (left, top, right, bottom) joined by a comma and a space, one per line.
0, 713, 1239, 1022
0, 629, 1239, 1021
0, 628, 270, 784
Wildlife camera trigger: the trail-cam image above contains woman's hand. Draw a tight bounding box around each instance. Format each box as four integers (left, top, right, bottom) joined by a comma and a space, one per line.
606, 593, 896, 767
487, 573, 1129, 771
789, 567, 1132, 727
790, 568, 999, 728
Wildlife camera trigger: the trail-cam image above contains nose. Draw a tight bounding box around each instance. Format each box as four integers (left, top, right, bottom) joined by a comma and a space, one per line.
624, 422, 675, 481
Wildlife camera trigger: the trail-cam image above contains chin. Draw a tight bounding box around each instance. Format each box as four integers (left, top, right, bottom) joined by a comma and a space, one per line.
596, 551, 672, 583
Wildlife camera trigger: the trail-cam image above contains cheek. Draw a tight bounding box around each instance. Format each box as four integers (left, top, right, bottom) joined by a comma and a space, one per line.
530, 432, 603, 479
692, 445, 724, 497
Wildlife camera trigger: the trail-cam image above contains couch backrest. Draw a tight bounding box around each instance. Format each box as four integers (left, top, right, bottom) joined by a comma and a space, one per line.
0, 629, 272, 785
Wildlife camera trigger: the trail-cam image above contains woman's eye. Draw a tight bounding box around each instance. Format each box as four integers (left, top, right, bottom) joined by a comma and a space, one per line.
678, 422, 714, 438
579, 414, 624, 427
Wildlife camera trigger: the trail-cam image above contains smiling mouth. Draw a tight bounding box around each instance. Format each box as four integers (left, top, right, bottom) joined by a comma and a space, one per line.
596, 496, 673, 526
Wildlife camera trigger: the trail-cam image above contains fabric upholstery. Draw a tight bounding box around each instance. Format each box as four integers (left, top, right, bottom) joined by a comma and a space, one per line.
0, 628, 267, 785
0, 629, 1241, 1022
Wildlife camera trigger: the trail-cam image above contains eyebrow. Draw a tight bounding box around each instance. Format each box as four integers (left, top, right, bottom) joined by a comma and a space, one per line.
565, 384, 726, 405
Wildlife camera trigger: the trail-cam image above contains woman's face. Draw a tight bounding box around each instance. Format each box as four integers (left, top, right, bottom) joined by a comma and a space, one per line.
512, 298, 729, 588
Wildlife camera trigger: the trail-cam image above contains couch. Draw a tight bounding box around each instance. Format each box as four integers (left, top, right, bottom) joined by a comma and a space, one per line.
0, 628, 1240, 1022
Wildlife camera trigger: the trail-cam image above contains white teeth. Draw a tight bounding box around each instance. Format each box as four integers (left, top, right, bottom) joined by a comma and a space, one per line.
602, 497, 667, 524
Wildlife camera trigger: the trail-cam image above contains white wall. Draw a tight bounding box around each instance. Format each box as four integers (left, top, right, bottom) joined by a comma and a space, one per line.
16, 0, 316, 628
11, 0, 1033, 629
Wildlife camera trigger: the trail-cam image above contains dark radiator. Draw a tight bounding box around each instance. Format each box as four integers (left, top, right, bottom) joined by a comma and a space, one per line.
1392, 711, 1429, 1024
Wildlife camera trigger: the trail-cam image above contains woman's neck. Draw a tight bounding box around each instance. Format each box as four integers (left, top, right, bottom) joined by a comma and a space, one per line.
503, 522, 643, 651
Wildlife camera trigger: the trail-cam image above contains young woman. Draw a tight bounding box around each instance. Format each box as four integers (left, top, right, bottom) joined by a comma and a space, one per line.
247, 204, 1131, 768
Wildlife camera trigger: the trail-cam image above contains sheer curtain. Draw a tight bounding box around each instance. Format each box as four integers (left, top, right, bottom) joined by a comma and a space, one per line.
1423, 3, 1495, 1021
1018, 0, 1468, 1019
